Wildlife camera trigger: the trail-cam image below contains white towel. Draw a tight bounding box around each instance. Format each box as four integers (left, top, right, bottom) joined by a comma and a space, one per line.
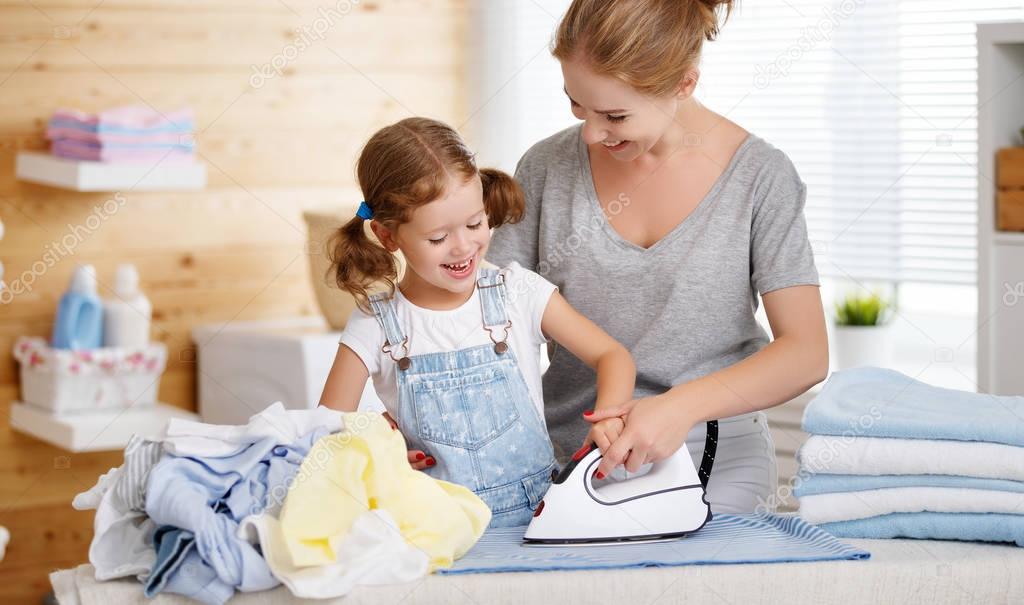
797, 435, 1024, 482
799, 487, 1024, 524
161, 402, 344, 458
237, 509, 427, 598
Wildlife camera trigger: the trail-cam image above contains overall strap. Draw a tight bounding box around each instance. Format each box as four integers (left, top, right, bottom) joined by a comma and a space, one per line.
367, 292, 410, 369
476, 268, 512, 353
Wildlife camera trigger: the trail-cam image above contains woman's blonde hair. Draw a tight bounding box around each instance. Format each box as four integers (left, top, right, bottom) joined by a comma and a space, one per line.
329, 117, 524, 311
553, 0, 736, 97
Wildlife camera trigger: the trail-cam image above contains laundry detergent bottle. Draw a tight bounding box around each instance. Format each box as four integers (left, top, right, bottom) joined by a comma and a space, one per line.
103, 263, 152, 348
52, 264, 104, 350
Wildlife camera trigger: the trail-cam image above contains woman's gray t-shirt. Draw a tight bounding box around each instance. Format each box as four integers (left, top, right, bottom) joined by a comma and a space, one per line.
486, 124, 820, 462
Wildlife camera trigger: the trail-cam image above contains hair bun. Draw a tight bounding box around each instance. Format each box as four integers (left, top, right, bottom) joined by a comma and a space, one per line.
699, 0, 736, 41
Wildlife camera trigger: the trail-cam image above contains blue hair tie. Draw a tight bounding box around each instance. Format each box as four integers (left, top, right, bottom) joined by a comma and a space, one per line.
356, 201, 374, 220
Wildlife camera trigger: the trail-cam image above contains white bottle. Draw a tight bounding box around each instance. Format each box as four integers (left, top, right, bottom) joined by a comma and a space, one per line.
103, 264, 152, 348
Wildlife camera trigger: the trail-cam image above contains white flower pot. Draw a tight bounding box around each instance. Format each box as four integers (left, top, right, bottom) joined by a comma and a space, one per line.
832, 323, 894, 370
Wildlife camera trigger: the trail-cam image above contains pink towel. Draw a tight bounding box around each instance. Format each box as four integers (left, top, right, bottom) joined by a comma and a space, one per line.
46, 127, 191, 145
51, 139, 195, 163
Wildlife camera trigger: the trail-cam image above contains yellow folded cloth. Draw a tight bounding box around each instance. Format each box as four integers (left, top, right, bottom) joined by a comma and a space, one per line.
279, 412, 491, 571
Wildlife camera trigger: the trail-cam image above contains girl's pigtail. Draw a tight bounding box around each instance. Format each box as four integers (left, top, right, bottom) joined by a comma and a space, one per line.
480, 168, 525, 229
329, 215, 398, 313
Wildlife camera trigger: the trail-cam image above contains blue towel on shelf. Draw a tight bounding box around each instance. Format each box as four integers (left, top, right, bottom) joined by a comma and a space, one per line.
818, 512, 1024, 547
436, 513, 869, 574
802, 367, 1024, 447
794, 474, 1024, 498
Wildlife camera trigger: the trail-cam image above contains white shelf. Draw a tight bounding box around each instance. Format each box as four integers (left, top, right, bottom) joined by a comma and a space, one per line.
993, 230, 1024, 246
10, 401, 198, 452
15, 151, 206, 192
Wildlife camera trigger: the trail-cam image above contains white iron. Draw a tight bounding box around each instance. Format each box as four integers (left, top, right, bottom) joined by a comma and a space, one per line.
523, 421, 718, 545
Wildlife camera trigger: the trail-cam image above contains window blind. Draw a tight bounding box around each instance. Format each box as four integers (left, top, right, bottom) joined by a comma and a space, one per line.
471, 0, 1024, 285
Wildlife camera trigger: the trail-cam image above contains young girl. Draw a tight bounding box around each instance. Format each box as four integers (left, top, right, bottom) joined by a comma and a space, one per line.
318, 117, 636, 527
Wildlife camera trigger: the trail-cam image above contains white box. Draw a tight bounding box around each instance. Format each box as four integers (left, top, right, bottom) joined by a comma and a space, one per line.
13, 336, 167, 414
191, 316, 384, 425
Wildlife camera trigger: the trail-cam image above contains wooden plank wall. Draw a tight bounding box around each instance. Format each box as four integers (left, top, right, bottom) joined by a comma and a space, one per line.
0, 1, 467, 601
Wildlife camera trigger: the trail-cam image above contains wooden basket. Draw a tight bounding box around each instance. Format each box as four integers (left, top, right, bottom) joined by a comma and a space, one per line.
996, 147, 1024, 231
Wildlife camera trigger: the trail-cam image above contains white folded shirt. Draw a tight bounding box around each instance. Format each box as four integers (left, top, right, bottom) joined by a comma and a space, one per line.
799, 486, 1024, 524
797, 435, 1024, 482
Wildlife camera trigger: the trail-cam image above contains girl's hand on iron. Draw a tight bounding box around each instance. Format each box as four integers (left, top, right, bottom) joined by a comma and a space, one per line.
584, 395, 694, 478
581, 417, 625, 455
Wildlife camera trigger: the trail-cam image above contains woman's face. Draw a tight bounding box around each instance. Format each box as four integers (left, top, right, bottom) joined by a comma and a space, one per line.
560, 54, 683, 161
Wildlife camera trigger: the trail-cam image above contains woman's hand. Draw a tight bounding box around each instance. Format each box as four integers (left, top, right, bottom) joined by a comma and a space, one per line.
582, 395, 695, 478
382, 411, 435, 471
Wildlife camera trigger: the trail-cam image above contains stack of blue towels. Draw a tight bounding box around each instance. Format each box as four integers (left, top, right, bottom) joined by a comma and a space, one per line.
795, 366, 1024, 547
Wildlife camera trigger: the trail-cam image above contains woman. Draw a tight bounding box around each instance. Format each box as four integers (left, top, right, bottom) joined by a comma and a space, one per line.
486, 0, 829, 514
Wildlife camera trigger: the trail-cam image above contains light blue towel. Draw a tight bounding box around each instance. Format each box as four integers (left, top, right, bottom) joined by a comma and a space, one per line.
794, 474, 1024, 498
802, 367, 1024, 447
818, 512, 1024, 547
437, 513, 869, 574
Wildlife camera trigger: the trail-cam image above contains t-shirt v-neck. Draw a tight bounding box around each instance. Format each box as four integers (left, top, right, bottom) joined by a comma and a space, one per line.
579, 130, 755, 254
486, 123, 820, 462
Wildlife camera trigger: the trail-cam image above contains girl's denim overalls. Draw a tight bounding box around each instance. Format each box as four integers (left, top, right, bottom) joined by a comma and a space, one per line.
368, 268, 557, 527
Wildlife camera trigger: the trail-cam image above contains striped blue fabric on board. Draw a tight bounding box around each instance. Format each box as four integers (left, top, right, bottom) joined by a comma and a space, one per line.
437, 513, 870, 575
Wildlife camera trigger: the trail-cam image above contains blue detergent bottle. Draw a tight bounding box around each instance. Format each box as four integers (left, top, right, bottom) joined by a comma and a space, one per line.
52, 264, 104, 350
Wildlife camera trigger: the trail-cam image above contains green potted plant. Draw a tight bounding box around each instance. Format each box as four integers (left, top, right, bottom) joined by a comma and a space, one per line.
832, 290, 894, 370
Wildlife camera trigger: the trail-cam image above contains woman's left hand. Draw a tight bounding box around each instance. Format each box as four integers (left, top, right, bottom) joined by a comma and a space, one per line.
583, 395, 696, 478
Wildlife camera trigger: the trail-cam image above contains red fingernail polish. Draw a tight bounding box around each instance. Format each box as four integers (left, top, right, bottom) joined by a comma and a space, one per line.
595, 471, 605, 480
583, 410, 594, 416
416, 453, 425, 461
572, 446, 588, 461
426, 457, 436, 466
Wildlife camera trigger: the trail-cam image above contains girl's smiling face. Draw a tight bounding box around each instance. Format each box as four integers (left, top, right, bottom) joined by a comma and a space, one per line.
560, 53, 684, 161
375, 173, 490, 303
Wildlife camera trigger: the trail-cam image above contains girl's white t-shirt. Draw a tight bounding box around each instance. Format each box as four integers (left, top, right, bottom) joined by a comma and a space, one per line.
339, 262, 558, 419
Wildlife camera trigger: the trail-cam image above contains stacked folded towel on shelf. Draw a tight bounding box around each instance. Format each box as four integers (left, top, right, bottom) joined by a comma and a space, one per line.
46, 106, 196, 162
72, 403, 490, 604
796, 366, 1024, 547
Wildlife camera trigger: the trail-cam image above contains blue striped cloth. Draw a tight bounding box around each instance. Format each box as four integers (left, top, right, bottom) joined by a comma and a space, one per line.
438, 513, 869, 574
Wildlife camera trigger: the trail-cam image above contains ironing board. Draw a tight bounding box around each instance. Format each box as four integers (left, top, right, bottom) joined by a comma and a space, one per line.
52, 538, 1024, 604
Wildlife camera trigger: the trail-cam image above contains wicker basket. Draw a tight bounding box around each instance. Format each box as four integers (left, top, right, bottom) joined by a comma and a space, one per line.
13, 336, 167, 414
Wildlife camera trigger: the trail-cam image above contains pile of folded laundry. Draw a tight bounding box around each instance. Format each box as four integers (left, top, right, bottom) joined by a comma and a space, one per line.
72, 403, 490, 604
45, 105, 196, 163
795, 366, 1024, 547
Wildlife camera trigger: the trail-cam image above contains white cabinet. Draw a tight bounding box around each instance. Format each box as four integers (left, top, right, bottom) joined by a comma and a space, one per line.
977, 22, 1024, 395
